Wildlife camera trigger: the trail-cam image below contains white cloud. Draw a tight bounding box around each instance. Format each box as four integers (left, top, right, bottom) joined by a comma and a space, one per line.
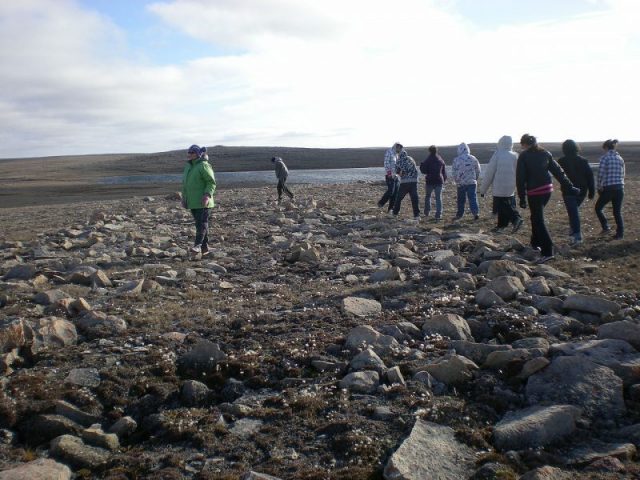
0, 0, 639, 157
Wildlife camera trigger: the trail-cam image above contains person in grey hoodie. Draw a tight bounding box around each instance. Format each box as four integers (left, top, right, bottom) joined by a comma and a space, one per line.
479, 136, 523, 232
271, 156, 294, 203
452, 143, 481, 220
392, 151, 420, 219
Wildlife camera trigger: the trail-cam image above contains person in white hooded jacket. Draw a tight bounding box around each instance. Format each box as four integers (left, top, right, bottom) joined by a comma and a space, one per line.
479, 136, 523, 232
452, 142, 481, 220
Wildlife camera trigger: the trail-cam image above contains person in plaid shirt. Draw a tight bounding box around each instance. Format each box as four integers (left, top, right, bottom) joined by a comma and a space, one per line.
595, 139, 625, 239
378, 143, 403, 212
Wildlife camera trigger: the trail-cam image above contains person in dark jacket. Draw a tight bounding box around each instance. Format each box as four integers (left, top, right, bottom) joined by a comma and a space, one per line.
557, 140, 595, 245
516, 134, 580, 263
419, 145, 447, 221
272, 156, 294, 203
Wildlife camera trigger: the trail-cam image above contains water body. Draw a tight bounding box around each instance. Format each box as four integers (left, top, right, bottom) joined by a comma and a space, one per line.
100, 164, 598, 186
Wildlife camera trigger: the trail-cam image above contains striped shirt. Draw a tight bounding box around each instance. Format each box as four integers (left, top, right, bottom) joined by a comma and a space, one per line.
598, 150, 625, 188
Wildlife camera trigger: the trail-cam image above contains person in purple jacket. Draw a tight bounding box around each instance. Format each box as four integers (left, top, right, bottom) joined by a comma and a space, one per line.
419, 145, 447, 221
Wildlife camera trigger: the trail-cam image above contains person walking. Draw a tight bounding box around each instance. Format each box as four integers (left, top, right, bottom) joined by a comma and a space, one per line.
392, 151, 420, 219
182, 144, 216, 255
557, 139, 595, 245
419, 145, 447, 222
516, 134, 580, 263
595, 139, 625, 239
378, 143, 403, 211
272, 156, 294, 203
452, 142, 481, 220
479, 136, 523, 233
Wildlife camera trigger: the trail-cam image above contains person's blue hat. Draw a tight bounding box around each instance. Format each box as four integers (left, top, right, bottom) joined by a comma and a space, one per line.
187, 144, 201, 154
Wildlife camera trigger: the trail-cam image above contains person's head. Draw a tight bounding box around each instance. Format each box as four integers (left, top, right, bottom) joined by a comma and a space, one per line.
394, 143, 403, 153
562, 139, 580, 157
271, 156, 281, 163
187, 144, 201, 160
498, 135, 513, 151
520, 134, 538, 151
428, 145, 437, 155
602, 139, 618, 151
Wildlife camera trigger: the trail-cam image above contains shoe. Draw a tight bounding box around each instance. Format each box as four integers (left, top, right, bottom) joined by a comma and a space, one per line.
569, 237, 583, 246
491, 226, 505, 233
473, 214, 479, 221
599, 227, 611, 235
190, 245, 202, 254
536, 255, 555, 264
613, 233, 623, 240
201, 245, 210, 256
512, 218, 523, 233
452, 216, 462, 222
377, 201, 384, 208
434, 217, 441, 223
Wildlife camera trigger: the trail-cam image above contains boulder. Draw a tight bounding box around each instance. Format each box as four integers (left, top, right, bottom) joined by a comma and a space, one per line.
0, 459, 71, 480
598, 320, 640, 350
181, 380, 210, 406
344, 325, 400, 354
487, 276, 524, 300
493, 405, 581, 450
49, 434, 110, 469
349, 348, 387, 373
564, 440, 636, 465
484, 348, 535, 370
75, 311, 127, 339
369, 267, 405, 283
0, 318, 30, 353
422, 313, 473, 341
32, 289, 69, 306
117, 279, 144, 297
562, 294, 620, 316
21, 414, 83, 446
424, 355, 478, 385
81, 425, 119, 451
525, 356, 626, 419
66, 266, 97, 286
108, 416, 137, 438
485, 259, 531, 283
383, 419, 475, 480
90, 270, 112, 288
26, 317, 77, 355
386, 366, 405, 385
55, 400, 101, 427
525, 277, 551, 296
177, 340, 227, 378
339, 371, 379, 393
517, 357, 550, 380
475, 287, 505, 308
3, 264, 37, 281
451, 340, 511, 365
342, 297, 382, 317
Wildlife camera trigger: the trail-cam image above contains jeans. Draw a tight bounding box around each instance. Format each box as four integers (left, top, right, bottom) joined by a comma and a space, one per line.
424, 184, 443, 218
563, 194, 586, 240
595, 186, 624, 236
456, 184, 479, 217
191, 208, 211, 248
495, 196, 520, 228
379, 176, 399, 210
528, 194, 552, 256
277, 178, 294, 200
393, 182, 420, 217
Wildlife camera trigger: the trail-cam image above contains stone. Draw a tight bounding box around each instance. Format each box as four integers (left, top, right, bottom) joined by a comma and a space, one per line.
340, 371, 380, 393
424, 355, 478, 385
532, 295, 564, 314
396, 321, 422, 339
538, 313, 583, 336
487, 275, 524, 300
512, 337, 550, 351
475, 287, 505, 308
372, 406, 398, 421
117, 279, 144, 296
344, 325, 400, 354
484, 349, 534, 370
451, 340, 511, 365
517, 357, 550, 380
181, 380, 210, 406
413, 371, 436, 388
525, 356, 626, 419
342, 297, 382, 317
0, 459, 71, 480
493, 404, 581, 450
32, 289, 69, 306
349, 348, 387, 373
68, 298, 91, 316
0, 318, 30, 353
383, 419, 475, 480
598, 320, 640, 350
369, 267, 405, 283
55, 400, 101, 427
81, 425, 120, 451
49, 434, 110, 469
422, 313, 473, 341
525, 277, 551, 296
65, 368, 100, 388
386, 366, 406, 386
485, 259, 531, 283
564, 441, 636, 465
108, 416, 137, 438
75, 311, 127, 339
394, 257, 421, 268
241, 471, 283, 480
562, 294, 620, 316
533, 264, 571, 280
177, 340, 227, 378
3, 264, 37, 281
519, 466, 572, 480
91, 270, 112, 288
22, 414, 83, 446
66, 266, 97, 286
26, 317, 77, 355
230, 418, 264, 437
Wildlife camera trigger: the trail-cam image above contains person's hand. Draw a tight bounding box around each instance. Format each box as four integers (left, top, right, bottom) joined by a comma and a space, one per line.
570, 186, 581, 196
201, 194, 211, 207
519, 198, 527, 209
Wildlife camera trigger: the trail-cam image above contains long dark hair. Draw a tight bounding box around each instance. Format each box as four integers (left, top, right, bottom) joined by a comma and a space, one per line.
520, 133, 544, 152
602, 139, 618, 150
561, 139, 580, 158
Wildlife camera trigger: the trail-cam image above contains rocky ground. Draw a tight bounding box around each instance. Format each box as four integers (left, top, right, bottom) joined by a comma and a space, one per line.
1, 181, 640, 480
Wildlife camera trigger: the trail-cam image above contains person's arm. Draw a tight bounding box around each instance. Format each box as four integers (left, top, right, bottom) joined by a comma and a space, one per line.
201, 163, 216, 204
441, 158, 447, 183
516, 154, 526, 201
584, 158, 595, 198
479, 154, 497, 195
548, 156, 574, 190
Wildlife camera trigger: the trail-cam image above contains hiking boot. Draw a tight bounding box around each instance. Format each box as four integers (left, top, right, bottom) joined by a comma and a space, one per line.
473, 214, 480, 221
613, 233, 624, 240
536, 255, 555, 264
190, 245, 202, 254
452, 216, 462, 222
569, 237, 583, 246
491, 226, 506, 233
201, 245, 210, 256
512, 217, 523, 233
599, 227, 611, 235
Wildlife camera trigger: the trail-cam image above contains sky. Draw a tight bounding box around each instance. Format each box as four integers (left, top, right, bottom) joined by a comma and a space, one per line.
0, 0, 639, 158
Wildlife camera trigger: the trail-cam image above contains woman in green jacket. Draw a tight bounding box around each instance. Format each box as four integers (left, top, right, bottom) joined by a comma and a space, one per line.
182, 144, 216, 254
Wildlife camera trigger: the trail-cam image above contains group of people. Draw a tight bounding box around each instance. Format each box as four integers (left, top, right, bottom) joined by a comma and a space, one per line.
180, 136, 625, 263
378, 135, 625, 263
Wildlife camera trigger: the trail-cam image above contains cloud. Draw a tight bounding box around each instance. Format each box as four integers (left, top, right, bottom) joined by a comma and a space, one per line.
0, 0, 639, 158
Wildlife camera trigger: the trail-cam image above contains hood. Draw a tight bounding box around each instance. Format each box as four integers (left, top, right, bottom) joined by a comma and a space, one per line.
497, 136, 513, 151
562, 139, 579, 158
457, 143, 470, 156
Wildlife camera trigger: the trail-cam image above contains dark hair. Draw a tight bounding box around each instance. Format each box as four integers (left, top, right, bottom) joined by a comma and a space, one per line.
428, 145, 437, 154
561, 139, 580, 157
602, 139, 618, 150
520, 133, 543, 152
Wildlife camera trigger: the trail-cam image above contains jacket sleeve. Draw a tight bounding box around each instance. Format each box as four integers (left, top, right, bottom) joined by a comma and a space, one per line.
584, 158, 595, 197
479, 154, 497, 195
442, 159, 447, 182
451, 159, 459, 183
549, 157, 574, 189
419, 159, 428, 175
516, 154, 526, 200
201, 163, 216, 197
474, 158, 481, 180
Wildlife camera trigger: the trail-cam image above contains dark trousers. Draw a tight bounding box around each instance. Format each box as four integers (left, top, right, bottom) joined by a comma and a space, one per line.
191, 208, 211, 248
277, 178, 294, 200
379, 176, 399, 210
495, 196, 520, 228
528, 194, 552, 256
562, 194, 586, 240
595, 186, 624, 236
393, 182, 420, 217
